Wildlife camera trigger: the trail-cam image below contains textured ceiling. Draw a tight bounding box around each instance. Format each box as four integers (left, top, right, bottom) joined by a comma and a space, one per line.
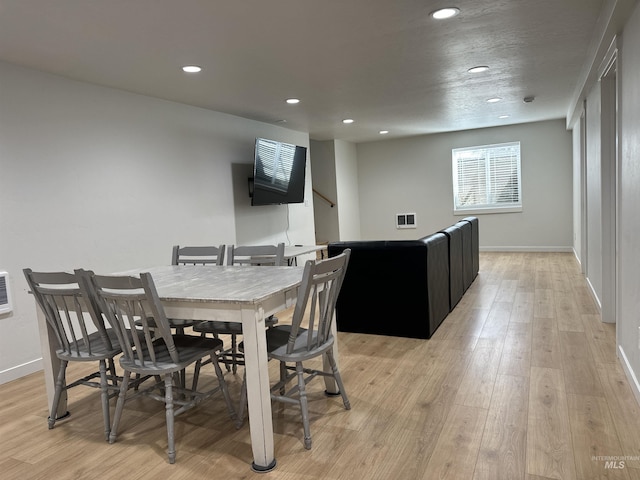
0, 0, 608, 142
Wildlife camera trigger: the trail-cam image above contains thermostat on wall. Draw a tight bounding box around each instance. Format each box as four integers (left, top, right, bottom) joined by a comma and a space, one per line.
396, 213, 417, 229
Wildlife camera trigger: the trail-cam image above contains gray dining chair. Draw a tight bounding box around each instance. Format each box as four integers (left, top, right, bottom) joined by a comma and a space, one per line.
78, 269, 238, 464
192, 243, 285, 375
238, 249, 352, 449
164, 245, 226, 334
23, 268, 122, 441
171, 244, 225, 267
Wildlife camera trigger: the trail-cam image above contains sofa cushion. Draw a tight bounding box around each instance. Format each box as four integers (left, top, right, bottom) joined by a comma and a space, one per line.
439, 225, 464, 310
461, 216, 479, 279
455, 220, 473, 291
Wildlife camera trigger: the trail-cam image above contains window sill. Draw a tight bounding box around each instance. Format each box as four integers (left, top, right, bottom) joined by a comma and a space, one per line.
454, 206, 522, 215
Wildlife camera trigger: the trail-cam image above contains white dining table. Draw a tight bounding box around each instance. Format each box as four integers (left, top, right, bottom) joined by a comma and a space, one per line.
35, 264, 341, 472
283, 245, 326, 265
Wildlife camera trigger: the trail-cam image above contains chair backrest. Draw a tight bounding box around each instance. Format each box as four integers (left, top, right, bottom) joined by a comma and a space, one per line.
287, 249, 351, 354
79, 270, 180, 368
171, 245, 225, 266
23, 268, 115, 356
228, 243, 285, 266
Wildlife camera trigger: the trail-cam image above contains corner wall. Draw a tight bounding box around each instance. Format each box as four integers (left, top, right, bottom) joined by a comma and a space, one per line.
618, 3, 640, 402
0, 61, 315, 383
356, 120, 573, 248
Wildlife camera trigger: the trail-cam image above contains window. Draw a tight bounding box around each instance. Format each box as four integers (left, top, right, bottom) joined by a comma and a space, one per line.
452, 141, 522, 214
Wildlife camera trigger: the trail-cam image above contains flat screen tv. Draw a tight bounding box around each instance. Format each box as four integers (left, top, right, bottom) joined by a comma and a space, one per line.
251, 137, 307, 206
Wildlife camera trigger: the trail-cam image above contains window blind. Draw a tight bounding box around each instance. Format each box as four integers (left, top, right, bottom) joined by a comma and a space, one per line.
452, 141, 521, 213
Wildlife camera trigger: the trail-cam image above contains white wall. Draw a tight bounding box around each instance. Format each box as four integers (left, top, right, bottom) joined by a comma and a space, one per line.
0, 61, 315, 383
356, 120, 573, 248
334, 140, 361, 241
618, 3, 640, 401
310, 140, 340, 244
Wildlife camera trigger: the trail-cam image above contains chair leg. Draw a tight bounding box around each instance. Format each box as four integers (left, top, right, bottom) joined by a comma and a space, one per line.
296, 362, 312, 449
192, 358, 202, 391
109, 371, 131, 444
230, 333, 238, 374
210, 354, 240, 427
48, 360, 68, 429
237, 370, 247, 425
326, 351, 351, 410
164, 374, 176, 464
107, 358, 118, 387
279, 361, 287, 395
98, 359, 111, 441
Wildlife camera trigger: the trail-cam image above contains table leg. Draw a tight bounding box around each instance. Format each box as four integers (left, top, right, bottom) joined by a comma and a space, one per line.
36, 302, 68, 419
241, 306, 276, 472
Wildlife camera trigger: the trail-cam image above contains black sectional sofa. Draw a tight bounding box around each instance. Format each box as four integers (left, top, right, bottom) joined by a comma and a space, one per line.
328, 216, 479, 339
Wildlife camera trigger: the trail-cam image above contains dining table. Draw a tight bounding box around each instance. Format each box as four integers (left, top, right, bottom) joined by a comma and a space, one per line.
35, 264, 343, 472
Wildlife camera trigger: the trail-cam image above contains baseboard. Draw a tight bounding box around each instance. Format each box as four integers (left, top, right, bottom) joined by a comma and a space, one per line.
480, 246, 574, 252
618, 345, 640, 407
585, 276, 603, 311
572, 247, 582, 267
0, 358, 42, 385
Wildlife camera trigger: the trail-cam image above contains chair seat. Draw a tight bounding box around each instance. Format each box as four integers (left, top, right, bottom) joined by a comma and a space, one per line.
119, 334, 224, 376
193, 315, 279, 335
240, 325, 334, 362
56, 328, 122, 361
194, 320, 243, 335
135, 317, 197, 330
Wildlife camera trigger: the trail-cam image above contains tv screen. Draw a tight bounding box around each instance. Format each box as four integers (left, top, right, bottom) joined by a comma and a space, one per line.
251, 137, 307, 206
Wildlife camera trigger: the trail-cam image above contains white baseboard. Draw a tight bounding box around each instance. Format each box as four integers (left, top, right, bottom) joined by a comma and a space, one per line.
618, 345, 640, 407
585, 276, 603, 311
480, 246, 574, 252
0, 358, 42, 385
572, 247, 582, 267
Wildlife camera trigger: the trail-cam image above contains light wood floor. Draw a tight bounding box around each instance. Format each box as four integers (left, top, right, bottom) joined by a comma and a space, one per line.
2, 252, 640, 480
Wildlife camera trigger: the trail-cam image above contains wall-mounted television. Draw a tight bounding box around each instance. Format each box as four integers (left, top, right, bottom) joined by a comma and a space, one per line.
251, 137, 307, 206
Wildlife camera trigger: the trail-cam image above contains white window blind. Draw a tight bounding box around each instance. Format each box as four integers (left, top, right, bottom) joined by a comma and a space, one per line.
452, 141, 522, 214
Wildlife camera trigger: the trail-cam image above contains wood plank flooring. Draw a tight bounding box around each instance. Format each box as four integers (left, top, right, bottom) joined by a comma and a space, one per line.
2, 252, 640, 479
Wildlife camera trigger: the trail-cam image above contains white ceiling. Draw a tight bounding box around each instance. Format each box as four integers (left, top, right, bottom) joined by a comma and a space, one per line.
0, 0, 611, 143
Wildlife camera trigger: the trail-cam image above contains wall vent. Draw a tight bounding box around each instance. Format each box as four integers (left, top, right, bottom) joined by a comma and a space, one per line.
396, 213, 417, 229
0, 272, 13, 314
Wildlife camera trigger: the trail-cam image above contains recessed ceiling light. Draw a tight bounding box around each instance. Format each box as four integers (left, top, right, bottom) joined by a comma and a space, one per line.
182, 65, 202, 73
499, 115, 510, 119
468, 66, 489, 74
342, 118, 354, 124
431, 7, 460, 19
379, 130, 389, 135
286, 98, 300, 104
486, 97, 502, 103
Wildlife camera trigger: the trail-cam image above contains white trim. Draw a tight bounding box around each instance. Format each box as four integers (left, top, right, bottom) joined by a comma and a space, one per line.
480, 246, 573, 252
599, 36, 618, 325
454, 206, 522, 216
572, 247, 582, 267
618, 345, 640, 407
0, 358, 43, 385
585, 276, 603, 311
